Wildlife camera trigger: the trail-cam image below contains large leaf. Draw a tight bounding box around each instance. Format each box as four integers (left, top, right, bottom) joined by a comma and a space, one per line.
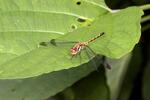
60, 7, 143, 58
117, 45, 142, 100
0, 7, 108, 55
70, 68, 110, 100
49, 67, 109, 100
0, 0, 109, 79
0, 0, 108, 57
0, 61, 96, 100
106, 54, 131, 100
0, 0, 108, 19
0, 6, 143, 79
85, 0, 110, 8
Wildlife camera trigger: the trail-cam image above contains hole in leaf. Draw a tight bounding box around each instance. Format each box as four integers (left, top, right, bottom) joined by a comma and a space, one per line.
71, 24, 77, 29
77, 18, 86, 23
76, 1, 81, 5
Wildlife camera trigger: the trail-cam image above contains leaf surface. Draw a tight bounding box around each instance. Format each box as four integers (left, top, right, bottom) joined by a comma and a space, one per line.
0, 1, 143, 79
71, 68, 109, 100
0, 62, 96, 100
106, 54, 131, 100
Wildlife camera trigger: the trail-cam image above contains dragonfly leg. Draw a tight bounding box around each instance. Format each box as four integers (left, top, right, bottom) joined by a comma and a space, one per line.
78, 51, 82, 64
70, 55, 75, 60
70, 52, 82, 65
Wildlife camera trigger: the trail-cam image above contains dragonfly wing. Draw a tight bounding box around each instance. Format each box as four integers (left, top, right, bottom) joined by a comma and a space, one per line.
39, 39, 78, 47
84, 47, 99, 70
85, 46, 111, 69
50, 39, 78, 45
85, 45, 97, 56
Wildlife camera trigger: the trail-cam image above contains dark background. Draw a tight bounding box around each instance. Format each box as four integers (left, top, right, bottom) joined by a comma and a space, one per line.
106, 0, 150, 100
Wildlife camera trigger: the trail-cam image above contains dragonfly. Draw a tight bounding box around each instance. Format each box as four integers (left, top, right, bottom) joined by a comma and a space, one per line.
39, 32, 110, 69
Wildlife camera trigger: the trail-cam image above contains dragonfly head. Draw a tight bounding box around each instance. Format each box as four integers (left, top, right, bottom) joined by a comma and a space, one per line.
70, 42, 87, 55
70, 48, 78, 55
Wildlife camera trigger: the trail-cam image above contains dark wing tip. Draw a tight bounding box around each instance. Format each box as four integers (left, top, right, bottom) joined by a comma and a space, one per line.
50, 39, 57, 46
100, 32, 105, 36
39, 42, 48, 46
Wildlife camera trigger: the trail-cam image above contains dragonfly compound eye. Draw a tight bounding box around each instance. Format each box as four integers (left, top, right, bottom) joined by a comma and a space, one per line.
70, 48, 78, 55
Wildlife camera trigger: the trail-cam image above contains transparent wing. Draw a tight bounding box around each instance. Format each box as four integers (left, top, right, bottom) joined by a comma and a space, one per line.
84, 46, 99, 70
85, 46, 111, 69
39, 39, 78, 47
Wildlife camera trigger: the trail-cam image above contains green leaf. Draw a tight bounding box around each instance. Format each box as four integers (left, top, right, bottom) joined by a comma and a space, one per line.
0, 0, 109, 79
0, 0, 108, 19
117, 45, 142, 100
70, 68, 110, 100
0, 6, 143, 79
0, 0, 109, 55
61, 7, 143, 58
51, 67, 109, 100
0, 62, 96, 100
106, 54, 131, 100
0, 53, 17, 65
84, 0, 110, 8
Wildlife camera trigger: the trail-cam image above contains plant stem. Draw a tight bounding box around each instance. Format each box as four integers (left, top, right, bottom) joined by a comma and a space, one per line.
140, 4, 150, 11
141, 15, 150, 23
142, 23, 150, 32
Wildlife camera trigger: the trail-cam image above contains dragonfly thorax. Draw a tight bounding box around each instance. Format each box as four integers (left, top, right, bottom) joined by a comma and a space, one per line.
70, 42, 88, 56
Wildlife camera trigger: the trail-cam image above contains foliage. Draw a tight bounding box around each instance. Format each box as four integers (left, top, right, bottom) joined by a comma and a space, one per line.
0, 0, 143, 79
0, 0, 149, 100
